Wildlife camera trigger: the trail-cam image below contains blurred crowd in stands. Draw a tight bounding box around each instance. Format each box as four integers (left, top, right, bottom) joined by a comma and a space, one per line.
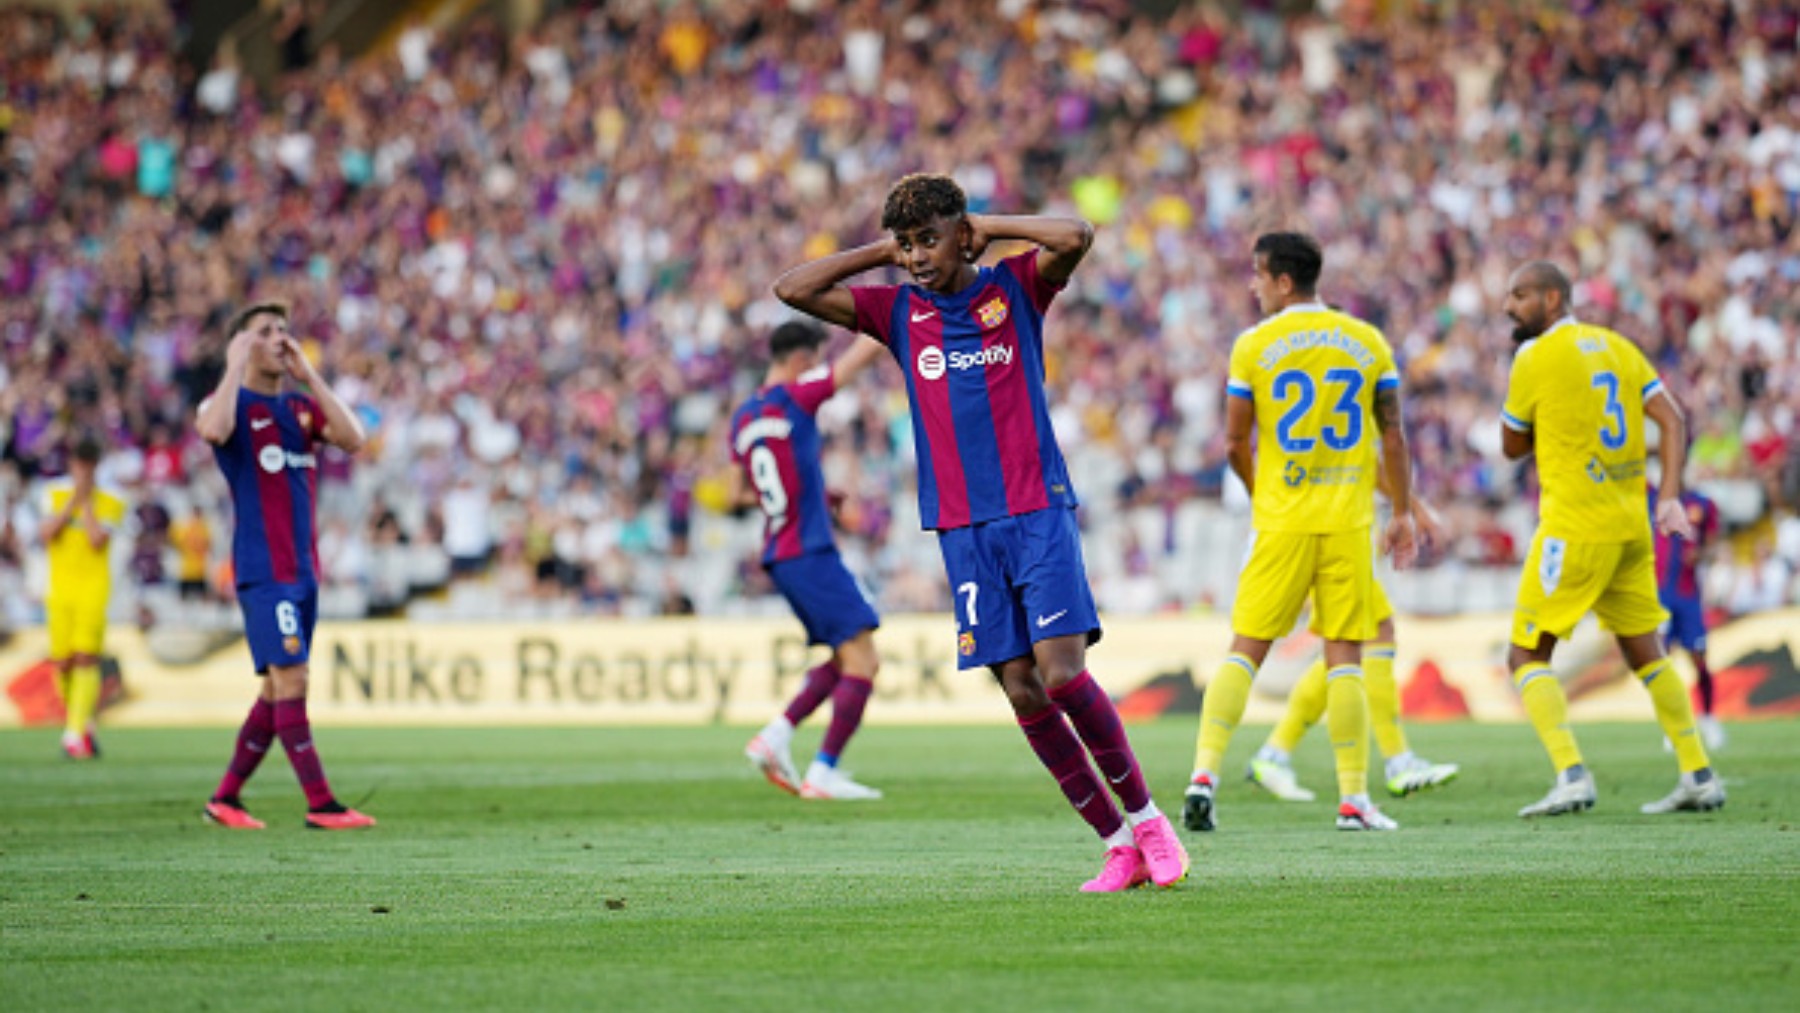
2, 0, 1799, 629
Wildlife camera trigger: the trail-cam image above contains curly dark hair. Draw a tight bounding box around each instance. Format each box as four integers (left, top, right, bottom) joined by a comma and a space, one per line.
881, 174, 967, 232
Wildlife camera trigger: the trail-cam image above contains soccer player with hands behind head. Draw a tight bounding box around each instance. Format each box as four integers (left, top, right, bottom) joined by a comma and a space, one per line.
196, 302, 375, 831
774, 174, 1189, 892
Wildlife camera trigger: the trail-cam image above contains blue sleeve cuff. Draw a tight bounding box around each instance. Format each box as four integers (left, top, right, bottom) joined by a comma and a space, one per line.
1642, 379, 1665, 401
1501, 410, 1531, 433
1226, 380, 1253, 400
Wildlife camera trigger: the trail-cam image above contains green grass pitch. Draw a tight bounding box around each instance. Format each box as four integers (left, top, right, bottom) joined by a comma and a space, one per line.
4, 720, 1796, 1011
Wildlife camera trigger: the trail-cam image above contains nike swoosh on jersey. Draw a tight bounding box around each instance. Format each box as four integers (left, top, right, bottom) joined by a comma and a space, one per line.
1036, 609, 1069, 628
250, 419, 274, 430
911, 310, 936, 322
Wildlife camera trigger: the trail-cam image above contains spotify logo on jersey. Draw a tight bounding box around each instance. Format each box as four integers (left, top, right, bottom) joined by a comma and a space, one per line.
916, 346, 946, 380
259, 444, 287, 474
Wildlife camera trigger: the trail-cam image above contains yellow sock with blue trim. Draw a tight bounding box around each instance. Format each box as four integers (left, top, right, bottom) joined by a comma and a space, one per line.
1193, 653, 1256, 777
1637, 659, 1709, 773
1325, 665, 1370, 797
1365, 643, 1407, 759
64, 663, 101, 738
1267, 658, 1326, 754
1513, 663, 1582, 772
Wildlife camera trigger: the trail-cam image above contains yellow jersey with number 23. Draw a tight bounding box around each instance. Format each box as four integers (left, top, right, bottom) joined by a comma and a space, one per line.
1227, 303, 1399, 534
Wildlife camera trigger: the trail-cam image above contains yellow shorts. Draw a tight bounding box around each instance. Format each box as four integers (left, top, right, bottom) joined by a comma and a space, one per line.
47, 598, 107, 659
1234, 528, 1375, 642
1308, 573, 1392, 637
1511, 532, 1666, 650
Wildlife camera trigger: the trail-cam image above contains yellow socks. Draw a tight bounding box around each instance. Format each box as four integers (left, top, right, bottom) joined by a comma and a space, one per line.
1365, 643, 1407, 759
1638, 659, 1710, 773
1513, 662, 1583, 772
1325, 665, 1370, 797
1267, 658, 1326, 754
1193, 653, 1256, 777
64, 662, 101, 738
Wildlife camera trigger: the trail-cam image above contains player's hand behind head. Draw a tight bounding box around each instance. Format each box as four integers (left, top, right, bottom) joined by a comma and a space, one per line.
1655, 496, 1696, 541
962, 213, 989, 263
1383, 513, 1418, 570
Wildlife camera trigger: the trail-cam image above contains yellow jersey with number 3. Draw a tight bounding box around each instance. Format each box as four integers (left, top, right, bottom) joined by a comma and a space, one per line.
1501, 318, 1661, 542
1227, 303, 1399, 534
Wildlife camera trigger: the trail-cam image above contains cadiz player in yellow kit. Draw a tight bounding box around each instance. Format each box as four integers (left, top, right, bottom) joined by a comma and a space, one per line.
1185, 232, 1417, 834
1500, 261, 1723, 817
41, 436, 126, 760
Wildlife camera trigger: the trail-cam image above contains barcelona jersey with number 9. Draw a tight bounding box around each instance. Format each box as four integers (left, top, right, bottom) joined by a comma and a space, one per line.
1226, 303, 1398, 534
1501, 319, 1661, 542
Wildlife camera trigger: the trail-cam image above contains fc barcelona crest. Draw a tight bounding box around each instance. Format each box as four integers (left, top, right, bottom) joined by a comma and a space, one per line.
976, 297, 1008, 329
959, 631, 976, 657
296, 406, 314, 432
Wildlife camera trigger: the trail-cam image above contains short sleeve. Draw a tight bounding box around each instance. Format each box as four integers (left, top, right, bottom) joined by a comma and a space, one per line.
1371, 332, 1400, 394
1002, 250, 1064, 314
787, 368, 837, 416
1501, 344, 1538, 433
851, 286, 901, 344
1226, 335, 1255, 402
1630, 344, 1665, 406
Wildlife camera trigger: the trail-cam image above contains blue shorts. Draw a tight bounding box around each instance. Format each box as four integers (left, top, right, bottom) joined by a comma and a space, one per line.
768, 551, 880, 649
1660, 590, 1708, 653
937, 508, 1101, 670
238, 582, 319, 674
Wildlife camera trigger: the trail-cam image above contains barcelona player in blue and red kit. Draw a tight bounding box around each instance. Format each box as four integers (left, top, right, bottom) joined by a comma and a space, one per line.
196, 301, 374, 831
734, 321, 889, 801
775, 174, 1188, 891
1650, 483, 1725, 749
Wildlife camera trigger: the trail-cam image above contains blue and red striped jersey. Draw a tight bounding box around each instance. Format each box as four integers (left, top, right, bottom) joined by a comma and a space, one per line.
731, 371, 838, 565
851, 250, 1076, 530
214, 390, 325, 586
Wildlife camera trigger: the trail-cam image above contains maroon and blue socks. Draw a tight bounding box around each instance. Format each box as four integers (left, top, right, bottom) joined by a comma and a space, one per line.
1049, 670, 1153, 813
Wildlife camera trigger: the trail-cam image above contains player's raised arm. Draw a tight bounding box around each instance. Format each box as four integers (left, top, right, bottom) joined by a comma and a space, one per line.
1645, 387, 1695, 540
280, 336, 367, 454
966, 213, 1094, 286
774, 240, 901, 331
831, 335, 888, 389
195, 332, 253, 446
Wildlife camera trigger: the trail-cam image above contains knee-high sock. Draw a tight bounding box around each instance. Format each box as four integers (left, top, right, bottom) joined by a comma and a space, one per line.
1513, 663, 1582, 773
215, 697, 276, 801
1639, 659, 1709, 773
1267, 658, 1326, 754
63, 662, 101, 737
1193, 653, 1256, 776
1019, 707, 1124, 840
273, 698, 336, 809
783, 660, 842, 727
1364, 642, 1408, 759
817, 674, 873, 766
1326, 665, 1370, 797
1050, 670, 1151, 813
